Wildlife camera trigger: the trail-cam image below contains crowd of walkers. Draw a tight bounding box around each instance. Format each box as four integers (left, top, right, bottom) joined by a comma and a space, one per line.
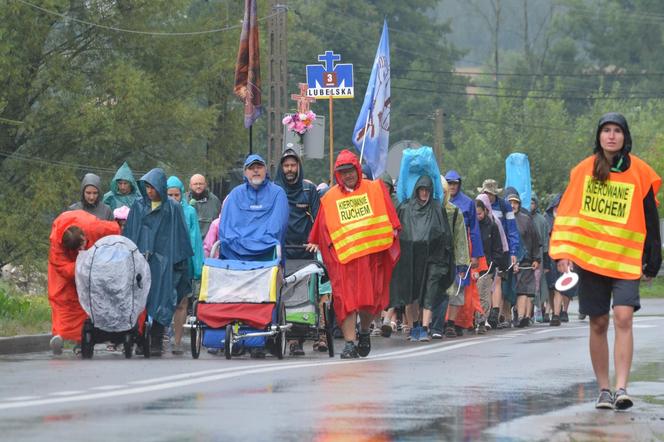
47, 112, 660, 412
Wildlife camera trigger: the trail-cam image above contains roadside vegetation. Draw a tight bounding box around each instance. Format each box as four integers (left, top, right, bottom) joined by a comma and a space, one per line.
0, 281, 50, 337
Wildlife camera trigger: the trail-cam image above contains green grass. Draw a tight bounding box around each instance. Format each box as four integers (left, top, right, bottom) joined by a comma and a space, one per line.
640, 276, 664, 299
0, 281, 51, 337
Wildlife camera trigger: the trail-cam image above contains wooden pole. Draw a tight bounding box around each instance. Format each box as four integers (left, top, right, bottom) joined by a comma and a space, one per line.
328, 96, 334, 183
249, 125, 253, 155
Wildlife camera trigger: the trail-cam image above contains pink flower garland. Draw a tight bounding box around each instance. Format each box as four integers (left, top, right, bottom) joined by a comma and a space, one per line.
282, 111, 316, 135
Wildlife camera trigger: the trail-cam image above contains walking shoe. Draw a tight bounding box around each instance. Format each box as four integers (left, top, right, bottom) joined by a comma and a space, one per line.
477, 323, 487, 334
289, 341, 305, 356
408, 326, 420, 341
550, 315, 561, 326
172, 343, 184, 356
418, 328, 430, 342
455, 326, 464, 337
340, 341, 359, 359
497, 321, 512, 329
487, 309, 499, 329
49, 335, 63, 355
381, 322, 395, 338
444, 326, 457, 338
357, 331, 371, 357
613, 388, 633, 411
595, 389, 614, 409
72, 345, 82, 356
578, 313, 587, 320
560, 311, 569, 322
517, 317, 529, 328
543, 313, 550, 323
431, 332, 443, 340
207, 347, 220, 355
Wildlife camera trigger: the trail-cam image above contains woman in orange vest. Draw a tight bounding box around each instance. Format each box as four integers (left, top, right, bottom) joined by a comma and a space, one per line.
550, 112, 661, 411
307, 150, 400, 359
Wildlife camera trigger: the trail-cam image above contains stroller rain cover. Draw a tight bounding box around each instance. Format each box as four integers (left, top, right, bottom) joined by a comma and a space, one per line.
76, 235, 150, 332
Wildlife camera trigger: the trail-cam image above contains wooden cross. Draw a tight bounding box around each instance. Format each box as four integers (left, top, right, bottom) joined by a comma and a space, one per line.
291, 83, 316, 113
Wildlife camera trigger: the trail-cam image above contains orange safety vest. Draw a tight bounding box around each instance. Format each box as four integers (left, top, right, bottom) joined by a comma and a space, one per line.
321, 180, 394, 264
550, 155, 661, 280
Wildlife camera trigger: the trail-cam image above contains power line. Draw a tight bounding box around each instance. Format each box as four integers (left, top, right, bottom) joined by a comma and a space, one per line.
14, 0, 282, 36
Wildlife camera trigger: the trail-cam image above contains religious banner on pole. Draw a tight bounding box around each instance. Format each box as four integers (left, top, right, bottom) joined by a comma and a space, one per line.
305, 51, 354, 99
352, 20, 390, 178
234, 0, 263, 128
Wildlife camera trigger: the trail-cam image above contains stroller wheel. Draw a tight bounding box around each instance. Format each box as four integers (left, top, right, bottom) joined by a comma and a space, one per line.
224, 324, 233, 360
142, 320, 151, 359
273, 302, 287, 360
81, 319, 94, 359
123, 333, 133, 359
191, 324, 201, 359
324, 301, 335, 357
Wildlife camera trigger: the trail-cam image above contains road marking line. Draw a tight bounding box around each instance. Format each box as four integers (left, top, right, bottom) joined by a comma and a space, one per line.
89, 385, 125, 391
3, 396, 39, 401
48, 391, 86, 396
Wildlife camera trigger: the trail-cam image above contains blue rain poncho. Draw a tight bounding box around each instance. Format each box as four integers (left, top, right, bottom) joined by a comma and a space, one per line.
219, 154, 289, 262
167, 176, 204, 281
123, 168, 193, 326
396, 146, 444, 204
505, 153, 532, 212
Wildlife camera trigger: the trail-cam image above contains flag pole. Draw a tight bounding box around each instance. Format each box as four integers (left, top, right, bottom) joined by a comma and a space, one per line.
358, 110, 371, 164
329, 96, 334, 183
249, 125, 253, 155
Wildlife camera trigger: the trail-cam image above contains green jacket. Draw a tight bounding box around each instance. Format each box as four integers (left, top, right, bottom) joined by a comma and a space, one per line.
103, 162, 141, 211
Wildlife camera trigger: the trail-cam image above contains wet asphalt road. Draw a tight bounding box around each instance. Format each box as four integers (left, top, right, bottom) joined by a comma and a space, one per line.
2, 300, 664, 442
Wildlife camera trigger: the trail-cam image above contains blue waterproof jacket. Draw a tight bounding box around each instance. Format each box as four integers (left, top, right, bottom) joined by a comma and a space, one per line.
167, 176, 204, 281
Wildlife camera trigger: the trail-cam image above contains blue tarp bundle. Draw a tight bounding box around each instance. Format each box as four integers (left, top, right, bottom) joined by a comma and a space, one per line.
505, 153, 532, 210
396, 146, 443, 204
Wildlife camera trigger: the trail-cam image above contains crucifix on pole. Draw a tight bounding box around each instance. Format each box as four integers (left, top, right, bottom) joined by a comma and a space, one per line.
291, 83, 316, 113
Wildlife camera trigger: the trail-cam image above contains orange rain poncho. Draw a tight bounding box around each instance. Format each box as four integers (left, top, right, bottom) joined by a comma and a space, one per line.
47, 210, 120, 341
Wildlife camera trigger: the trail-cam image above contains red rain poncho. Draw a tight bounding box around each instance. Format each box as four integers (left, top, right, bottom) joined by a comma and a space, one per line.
308, 150, 400, 323
47, 210, 120, 341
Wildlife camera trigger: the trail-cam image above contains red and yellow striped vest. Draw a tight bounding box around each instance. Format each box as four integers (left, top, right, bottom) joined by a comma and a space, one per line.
321, 180, 394, 264
550, 155, 660, 280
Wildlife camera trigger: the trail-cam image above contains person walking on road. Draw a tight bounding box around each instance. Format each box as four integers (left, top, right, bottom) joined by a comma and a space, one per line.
307, 150, 400, 359
550, 112, 661, 411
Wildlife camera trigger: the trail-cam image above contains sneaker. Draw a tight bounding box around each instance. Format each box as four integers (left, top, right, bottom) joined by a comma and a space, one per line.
477, 323, 487, 334
381, 322, 394, 338
371, 327, 382, 337
418, 328, 430, 342
487, 309, 499, 329
560, 311, 569, 322
207, 348, 220, 355
444, 326, 457, 338
172, 343, 184, 356
357, 331, 371, 357
455, 326, 464, 337
408, 326, 420, 341
72, 345, 82, 356
578, 313, 587, 320
49, 335, 63, 355
431, 332, 443, 340
518, 317, 529, 328
543, 313, 550, 323
497, 321, 512, 329
340, 341, 359, 359
289, 341, 305, 356
595, 389, 614, 409
613, 388, 633, 411
550, 315, 561, 326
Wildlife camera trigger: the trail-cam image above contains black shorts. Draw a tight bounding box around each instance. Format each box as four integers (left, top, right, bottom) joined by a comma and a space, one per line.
577, 267, 640, 317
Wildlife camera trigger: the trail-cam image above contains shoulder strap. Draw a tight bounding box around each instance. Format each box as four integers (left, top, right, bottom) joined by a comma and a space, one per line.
453, 207, 459, 233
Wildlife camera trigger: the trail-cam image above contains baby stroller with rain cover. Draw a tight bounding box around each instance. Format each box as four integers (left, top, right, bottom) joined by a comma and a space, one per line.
187, 242, 291, 359
75, 235, 150, 359
282, 246, 335, 357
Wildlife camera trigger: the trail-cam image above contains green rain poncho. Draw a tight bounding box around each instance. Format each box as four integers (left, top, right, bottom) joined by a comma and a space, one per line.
390, 175, 454, 309
103, 162, 142, 211
167, 176, 204, 282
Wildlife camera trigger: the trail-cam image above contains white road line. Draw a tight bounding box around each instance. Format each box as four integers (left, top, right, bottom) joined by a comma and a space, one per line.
89, 385, 125, 391
48, 391, 86, 396
3, 396, 40, 401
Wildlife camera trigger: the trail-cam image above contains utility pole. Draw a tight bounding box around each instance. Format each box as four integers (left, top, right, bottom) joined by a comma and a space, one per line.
434, 109, 444, 168
267, 1, 288, 175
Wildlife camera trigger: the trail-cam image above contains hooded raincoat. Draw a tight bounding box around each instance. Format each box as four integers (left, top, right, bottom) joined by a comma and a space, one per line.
219, 154, 289, 262
48, 210, 120, 341
390, 175, 454, 309
445, 170, 484, 259
273, 149, 321, 259
167, 176, 204, 282
308, 149, 401, 323
103, 162, 142, 211
123, 168, 193, 327
69, 173, 114, 221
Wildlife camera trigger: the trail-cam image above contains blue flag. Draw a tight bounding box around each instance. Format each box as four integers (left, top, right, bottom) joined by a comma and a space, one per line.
352, 20, 390, 178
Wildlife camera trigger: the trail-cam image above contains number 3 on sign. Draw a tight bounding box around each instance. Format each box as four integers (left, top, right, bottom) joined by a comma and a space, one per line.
323, 72, 337, 87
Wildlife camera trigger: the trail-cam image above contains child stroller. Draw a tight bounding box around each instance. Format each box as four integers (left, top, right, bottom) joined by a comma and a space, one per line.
282, 246, 334, 357
187, 243, 291, 360
75, 235, 150, 359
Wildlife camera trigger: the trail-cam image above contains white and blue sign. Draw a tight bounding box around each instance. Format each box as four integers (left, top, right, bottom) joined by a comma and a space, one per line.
306, 51, 354, 99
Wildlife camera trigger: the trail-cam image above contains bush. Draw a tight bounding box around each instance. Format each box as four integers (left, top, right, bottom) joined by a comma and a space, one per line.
0, 282, 51, 336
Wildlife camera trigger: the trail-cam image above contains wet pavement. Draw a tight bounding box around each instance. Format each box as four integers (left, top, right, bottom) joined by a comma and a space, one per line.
2, 299, 664, 441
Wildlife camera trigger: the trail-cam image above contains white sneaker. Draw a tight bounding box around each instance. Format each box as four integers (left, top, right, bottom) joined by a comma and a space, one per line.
49, 335, 63, 355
